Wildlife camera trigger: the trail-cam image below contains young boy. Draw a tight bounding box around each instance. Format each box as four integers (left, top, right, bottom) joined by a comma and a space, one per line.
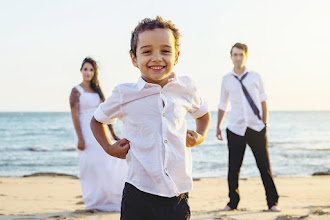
216, 43, 280, 212
90, 17, 211, 220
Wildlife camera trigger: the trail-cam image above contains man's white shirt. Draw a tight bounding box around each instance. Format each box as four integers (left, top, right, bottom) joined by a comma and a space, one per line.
218, 68, 267, 136
94, 76, 208, 197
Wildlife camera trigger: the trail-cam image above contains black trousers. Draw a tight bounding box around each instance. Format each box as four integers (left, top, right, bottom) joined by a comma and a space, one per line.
121, 182, 190, 220
226, 127, 279, 209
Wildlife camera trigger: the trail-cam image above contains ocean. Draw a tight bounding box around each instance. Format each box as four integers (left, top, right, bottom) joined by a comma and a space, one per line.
0, 111, 329, 178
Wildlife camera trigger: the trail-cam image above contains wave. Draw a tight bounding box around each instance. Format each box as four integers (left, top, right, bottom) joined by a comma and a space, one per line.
0, 145, 76, 152
269, 143, 330, 151
27, 145, 76, 152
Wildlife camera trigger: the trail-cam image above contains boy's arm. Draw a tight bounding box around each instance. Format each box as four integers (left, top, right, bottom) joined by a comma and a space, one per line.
186, 112, 211, 148
90, 116, 130, 159
261, 101, 268, 125
216, 109, 226, 140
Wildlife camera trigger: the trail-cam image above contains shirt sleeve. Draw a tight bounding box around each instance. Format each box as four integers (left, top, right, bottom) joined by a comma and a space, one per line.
217, 77, 229, 111
94, 86, 122, 124
187, 79, 209, 119
258, 74, 268, 102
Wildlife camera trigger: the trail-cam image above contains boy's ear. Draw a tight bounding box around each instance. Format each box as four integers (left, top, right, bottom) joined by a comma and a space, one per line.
174, 51, 180, 65
130, 52, 139, 68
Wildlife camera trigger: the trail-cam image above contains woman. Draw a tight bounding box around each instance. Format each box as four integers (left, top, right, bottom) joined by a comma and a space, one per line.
69, 57, 127, 211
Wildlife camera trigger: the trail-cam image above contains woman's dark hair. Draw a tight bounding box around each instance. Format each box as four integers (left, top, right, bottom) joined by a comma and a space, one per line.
80, 57, 105, 101
130, 16, 180, 57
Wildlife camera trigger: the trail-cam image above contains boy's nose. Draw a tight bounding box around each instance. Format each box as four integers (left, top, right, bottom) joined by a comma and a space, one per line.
151, 53, 162, 62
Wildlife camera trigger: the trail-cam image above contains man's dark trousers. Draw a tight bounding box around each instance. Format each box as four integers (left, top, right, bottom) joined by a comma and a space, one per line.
226, 127, 279, 209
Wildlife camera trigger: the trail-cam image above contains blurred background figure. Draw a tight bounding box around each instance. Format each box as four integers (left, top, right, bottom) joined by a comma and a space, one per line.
69, 57, 128, 211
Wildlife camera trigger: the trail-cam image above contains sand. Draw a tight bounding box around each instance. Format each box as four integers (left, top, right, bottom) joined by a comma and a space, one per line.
0, 175, 329, 220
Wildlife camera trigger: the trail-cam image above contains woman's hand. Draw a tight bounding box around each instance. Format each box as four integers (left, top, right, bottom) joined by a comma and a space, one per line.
112, 134, 121, 141
77, 138, 85, 150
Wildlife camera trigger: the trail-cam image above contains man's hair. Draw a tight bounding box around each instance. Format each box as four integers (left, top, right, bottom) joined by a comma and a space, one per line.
230, 43, 248, 55
130, 16, 180, 57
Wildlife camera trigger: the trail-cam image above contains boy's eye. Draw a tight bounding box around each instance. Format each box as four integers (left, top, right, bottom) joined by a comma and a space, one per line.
162, 50, 171, 53
142, 50, 151, 54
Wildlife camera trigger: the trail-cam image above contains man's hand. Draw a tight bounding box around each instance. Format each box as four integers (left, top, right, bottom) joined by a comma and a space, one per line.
186, 130, 203, 148
108, 138, 130, 159
216, 128, 223, 140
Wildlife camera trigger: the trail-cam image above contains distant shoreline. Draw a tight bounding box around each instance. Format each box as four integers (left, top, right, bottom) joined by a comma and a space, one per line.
1, 170, 329, 179
1, 110, 330, 113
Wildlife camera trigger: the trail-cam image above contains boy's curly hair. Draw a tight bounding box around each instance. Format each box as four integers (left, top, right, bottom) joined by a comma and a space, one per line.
130, 16, 180, 57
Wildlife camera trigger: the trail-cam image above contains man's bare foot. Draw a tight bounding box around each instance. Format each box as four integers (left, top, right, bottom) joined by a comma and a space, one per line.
269, 205, 281, 212
221, 205, 234, 211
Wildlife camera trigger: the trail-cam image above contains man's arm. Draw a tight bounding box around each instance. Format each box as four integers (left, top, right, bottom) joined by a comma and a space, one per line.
261, 101, 268, 125
216, 109, 226, 140
186, 112, 211, 148
90, 116, 130, 159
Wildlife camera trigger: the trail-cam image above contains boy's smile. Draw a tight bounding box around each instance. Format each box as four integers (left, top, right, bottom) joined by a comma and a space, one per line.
131, 28, 179, 87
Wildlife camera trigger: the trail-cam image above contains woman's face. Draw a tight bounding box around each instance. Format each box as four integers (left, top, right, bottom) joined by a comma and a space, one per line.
80, 62, 95, 82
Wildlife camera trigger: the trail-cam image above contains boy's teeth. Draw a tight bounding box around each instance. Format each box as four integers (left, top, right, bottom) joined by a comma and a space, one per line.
151, 66, 163, 69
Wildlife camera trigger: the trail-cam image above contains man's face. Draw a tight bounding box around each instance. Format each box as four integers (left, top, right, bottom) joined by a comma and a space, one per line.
231, 47, 247, 69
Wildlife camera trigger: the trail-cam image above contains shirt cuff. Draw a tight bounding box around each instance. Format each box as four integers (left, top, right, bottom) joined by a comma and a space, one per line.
189, 99, 209, 119
218, 102, 227, 111
260, 93, 268, 102
94, 105, 117, 125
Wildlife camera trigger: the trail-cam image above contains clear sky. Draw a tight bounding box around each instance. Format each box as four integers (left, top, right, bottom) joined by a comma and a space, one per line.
1, 0, 329, 111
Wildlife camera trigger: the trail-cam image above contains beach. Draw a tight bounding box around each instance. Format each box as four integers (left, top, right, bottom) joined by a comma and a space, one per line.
0, 175, 329, 220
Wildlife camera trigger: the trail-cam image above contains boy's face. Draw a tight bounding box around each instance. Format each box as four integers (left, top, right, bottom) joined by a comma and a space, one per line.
231, 47, 247, 69
131, 28, 179, 87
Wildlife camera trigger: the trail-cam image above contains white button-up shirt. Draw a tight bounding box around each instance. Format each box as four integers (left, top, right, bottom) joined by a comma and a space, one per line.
218, 68, 267, 136
94, 76, 208, 197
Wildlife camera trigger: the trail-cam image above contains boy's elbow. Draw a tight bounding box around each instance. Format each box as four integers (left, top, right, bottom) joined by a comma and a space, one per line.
199, 112, 211, 121
90, 116, 101, 129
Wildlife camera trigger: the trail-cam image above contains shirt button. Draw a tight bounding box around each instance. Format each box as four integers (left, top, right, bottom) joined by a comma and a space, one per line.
162, 113, 166, 117
165, 168, 168, 171
164, 140, 168, 144
148, 84, 151, 88
160, 90, 163, 94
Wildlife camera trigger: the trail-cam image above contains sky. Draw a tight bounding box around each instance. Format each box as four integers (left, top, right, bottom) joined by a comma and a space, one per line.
1, 0, 330, 112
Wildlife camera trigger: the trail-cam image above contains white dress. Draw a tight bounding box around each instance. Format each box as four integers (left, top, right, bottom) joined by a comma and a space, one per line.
74, 85, 128, 212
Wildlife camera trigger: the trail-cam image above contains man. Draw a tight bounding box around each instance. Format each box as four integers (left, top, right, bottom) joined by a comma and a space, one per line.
216, 43, 280, 212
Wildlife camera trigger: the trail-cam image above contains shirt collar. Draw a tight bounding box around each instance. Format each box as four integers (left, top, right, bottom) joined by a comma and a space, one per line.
136, 74, 183, 91
231, 67, 249, 78
169, 75, 184, 86
137, 77, 147, 91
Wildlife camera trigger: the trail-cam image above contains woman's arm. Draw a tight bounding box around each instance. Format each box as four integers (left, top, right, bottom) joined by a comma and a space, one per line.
69, 88, 85, 150
108, 124, 120, 140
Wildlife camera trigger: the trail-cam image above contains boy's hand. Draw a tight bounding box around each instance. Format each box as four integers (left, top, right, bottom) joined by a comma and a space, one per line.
108, 138, 130, 159
186, 130, 203, 148
216, 128, 223, 140
77, 139, 85, 150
